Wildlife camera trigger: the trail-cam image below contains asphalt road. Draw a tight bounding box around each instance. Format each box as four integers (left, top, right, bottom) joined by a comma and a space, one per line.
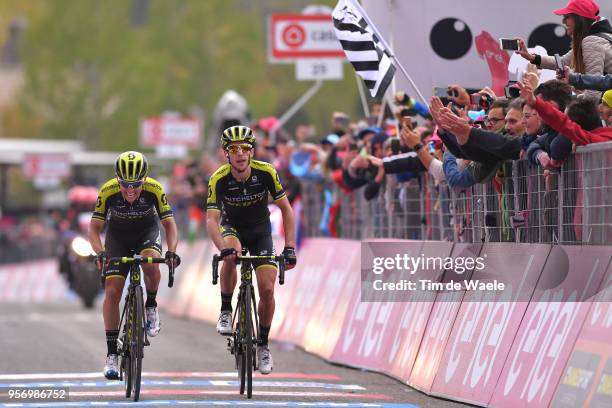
0, 302, 471, 407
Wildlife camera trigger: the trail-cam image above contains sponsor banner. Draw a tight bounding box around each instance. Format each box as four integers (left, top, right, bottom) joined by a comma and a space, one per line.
430, 243, 550, 405
273, 239, 358, 351
387, 241, 454, 381
490, 246, 609, 408
408, 243, 481, 392
329, 241, 425, 372
0, 259, 67, 302
551, 258, 612, 408
298, 240, 360, 360
157, 240, 210, 318
185, 241, 223, 324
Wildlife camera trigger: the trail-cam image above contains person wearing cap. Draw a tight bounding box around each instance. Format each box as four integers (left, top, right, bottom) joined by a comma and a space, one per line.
515, 0, 612, 99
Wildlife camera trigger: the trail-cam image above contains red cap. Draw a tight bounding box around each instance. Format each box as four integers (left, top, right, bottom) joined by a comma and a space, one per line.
554, 0, 600, 21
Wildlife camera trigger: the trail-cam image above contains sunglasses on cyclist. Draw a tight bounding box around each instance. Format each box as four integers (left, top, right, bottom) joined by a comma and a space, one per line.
226, 144, 253, 154
118, 179, 144, 189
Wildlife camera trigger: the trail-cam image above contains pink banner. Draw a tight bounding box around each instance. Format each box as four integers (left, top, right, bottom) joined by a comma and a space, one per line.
0, 259, 67, 302
387, 241, 454, 381
273, 239, 359, 351
490, 246, 609, 408
409, 243, 481, 392
430, 243, 550, 405
329, 241, 425, 372
550, 256, 612, 408
157, 240, 209, 317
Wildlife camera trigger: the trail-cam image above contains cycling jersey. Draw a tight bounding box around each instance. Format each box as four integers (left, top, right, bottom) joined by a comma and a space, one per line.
206, 160, 286, 228
92, 178, 174, 231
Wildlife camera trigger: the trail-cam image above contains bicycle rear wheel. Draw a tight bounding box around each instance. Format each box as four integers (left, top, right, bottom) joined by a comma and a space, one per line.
244, 284, 254, 398
131, 286, 145, 401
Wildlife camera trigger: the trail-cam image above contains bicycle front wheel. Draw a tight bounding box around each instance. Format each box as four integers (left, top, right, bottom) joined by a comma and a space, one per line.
131, 286, 145, 402
123, 296, 134, 398
237, 290, 246, 395
244, 284, 253, 399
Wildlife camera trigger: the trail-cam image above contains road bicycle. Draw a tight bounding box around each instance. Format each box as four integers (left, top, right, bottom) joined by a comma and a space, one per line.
103, 255, 174, 402
212, 250, 285, 398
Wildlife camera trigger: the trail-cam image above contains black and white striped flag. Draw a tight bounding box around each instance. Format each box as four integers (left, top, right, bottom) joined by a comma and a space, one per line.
332, 0, 396, 99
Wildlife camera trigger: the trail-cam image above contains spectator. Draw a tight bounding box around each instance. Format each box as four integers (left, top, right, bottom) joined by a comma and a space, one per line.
396, 120, 445, 184
525, 80, 574, 167
485, 99, 509, 132
518, 81, 612, 144
345, 132, 388, 200
505, 98, 526, 137
600, 89, 612, 126
516, 0, 612, 99
331, 112, 351, 137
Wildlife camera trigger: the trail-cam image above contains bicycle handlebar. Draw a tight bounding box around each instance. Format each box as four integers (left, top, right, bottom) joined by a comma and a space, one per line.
212, 254, 286, 286
99, 255, 175, 288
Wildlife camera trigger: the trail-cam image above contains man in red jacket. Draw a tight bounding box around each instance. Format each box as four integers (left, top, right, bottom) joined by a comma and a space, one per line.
518, 81, 612, 145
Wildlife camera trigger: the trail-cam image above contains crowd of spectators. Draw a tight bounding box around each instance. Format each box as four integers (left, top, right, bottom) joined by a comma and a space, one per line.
165, 0, 610, 243
0, 211, 59, 263
3, 0, 611, 265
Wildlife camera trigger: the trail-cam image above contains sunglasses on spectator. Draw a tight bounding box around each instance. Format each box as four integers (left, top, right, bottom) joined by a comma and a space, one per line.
118, 179, 144, 189
226, 144, 253, 154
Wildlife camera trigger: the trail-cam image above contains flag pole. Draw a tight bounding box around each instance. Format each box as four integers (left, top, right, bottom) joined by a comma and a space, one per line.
354, 73, 370, 118
348, 0, 428, 105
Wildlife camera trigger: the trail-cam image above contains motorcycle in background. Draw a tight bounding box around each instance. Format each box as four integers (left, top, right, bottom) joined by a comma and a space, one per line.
57, 186, 102, 309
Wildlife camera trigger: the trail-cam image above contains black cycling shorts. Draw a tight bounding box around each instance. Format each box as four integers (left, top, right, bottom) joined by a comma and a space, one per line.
104, 225, 162, 279
220, 223, 276, 270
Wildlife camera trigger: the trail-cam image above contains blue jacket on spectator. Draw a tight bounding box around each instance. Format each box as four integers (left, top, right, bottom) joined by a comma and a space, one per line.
526, 130, 573, 166
569, 73, 612, 92
443, 151, 476, 189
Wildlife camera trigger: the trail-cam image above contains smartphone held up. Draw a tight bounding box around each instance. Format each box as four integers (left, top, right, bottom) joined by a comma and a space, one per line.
499, 38, 519, 51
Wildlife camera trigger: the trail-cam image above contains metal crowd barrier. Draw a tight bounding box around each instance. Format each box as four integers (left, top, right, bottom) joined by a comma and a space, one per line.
299, 142, 612, 245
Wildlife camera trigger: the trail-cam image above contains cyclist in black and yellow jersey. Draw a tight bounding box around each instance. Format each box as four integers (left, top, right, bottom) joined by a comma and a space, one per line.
206, 125, 297, 375
88, 151, 181, 380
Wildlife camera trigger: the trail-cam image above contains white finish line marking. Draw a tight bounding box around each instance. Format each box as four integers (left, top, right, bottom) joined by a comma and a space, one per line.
0, 381, 364, 391
0, 401, 419, 407
0, 372, 341, 381
60, 389, 392, 399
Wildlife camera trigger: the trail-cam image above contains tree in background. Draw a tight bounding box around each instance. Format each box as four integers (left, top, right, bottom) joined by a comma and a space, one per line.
3, 0, 358, 151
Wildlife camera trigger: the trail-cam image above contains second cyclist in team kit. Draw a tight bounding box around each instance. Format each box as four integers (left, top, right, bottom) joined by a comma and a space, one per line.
206, 125, 297, 375
89, 151, 181, 379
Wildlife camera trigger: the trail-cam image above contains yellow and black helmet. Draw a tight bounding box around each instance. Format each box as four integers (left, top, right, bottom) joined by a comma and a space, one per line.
221, 125, 255, 149
115, 151, 148, 182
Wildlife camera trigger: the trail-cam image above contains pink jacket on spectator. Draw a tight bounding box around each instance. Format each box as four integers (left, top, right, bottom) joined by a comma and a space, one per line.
533, 97, 612, 145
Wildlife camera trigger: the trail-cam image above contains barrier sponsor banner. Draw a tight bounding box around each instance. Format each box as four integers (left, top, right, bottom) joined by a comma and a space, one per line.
490, 246, 609, 408
430, 243, 550, 405
0, 259, 67, 302
551, 258, 612, 408
409, 243, 481, 392
273, 239, 359, 352
297, 240, 360, 360
158, 241, 211, 318
387, 241, 454, 381
329, 241, 425, 372
186, 241, 222, 324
